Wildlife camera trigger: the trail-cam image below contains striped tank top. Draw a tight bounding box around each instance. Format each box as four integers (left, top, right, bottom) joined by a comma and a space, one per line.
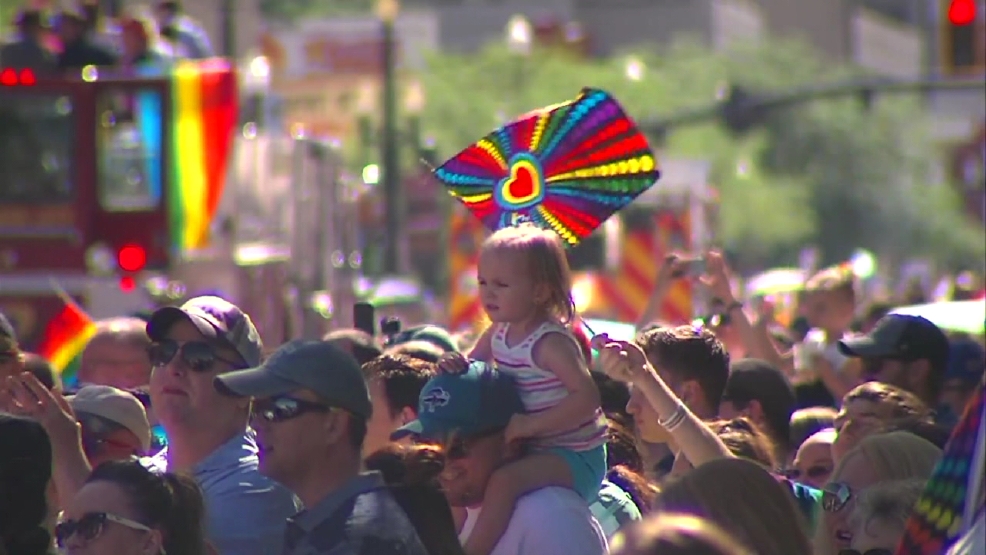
491, 321, 607, 451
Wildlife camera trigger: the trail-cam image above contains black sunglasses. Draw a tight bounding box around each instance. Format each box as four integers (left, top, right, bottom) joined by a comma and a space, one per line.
784, 465, 833, 481
251, 396, 333, 423
822, 482, 853, 512
55, 512, 151, 547
148, 339, 242, 372
837, 549, 893, 555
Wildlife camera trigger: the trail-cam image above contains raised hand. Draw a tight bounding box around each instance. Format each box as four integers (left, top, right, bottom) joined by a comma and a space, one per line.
437, 351, 470, 374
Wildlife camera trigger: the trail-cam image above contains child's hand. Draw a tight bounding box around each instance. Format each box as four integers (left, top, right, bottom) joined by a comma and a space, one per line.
437, 351, 470, 374
504, 413, 534, 444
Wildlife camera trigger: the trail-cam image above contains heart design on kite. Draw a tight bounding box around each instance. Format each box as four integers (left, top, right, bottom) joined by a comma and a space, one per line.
495, 154, 545, 209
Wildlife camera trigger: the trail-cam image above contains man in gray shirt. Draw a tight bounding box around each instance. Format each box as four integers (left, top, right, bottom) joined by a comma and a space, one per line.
215, 339, 428, 555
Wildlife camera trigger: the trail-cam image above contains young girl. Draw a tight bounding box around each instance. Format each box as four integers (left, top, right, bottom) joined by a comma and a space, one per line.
439, 224, 607, 555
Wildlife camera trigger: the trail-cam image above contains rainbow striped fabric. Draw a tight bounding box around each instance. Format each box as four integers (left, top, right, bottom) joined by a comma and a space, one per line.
168, 59, 239, 251
37, 302, 97, 388
896, 379, 985, 555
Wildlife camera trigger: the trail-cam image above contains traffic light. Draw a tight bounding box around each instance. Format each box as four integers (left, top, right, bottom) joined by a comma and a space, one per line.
941, 0, 985, 74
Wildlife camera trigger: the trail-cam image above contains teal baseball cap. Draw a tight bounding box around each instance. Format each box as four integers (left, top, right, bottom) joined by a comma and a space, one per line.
391, 361, 523, 441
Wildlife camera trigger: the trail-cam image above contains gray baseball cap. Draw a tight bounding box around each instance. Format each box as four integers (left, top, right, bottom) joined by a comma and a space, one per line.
147, 296, 263, 368
213, 340, 372, 419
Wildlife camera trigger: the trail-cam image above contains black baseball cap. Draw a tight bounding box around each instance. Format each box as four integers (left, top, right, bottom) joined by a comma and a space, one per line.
838, 314, 949, 368
214, 340, 372, 419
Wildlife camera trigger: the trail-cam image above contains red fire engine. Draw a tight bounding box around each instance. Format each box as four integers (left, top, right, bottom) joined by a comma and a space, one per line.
0, 62, 320, 350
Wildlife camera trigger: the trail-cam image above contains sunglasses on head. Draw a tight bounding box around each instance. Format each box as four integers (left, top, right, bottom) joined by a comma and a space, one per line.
837, 550, 893, 555
148, 339, 242, 372
55, 512, 151, 547
784, 465, 832, 481
822, 482, 853, 512
251, 396, 334, 423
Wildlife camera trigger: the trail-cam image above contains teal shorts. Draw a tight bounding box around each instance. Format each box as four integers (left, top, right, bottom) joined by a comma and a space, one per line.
548, 444, 607, 501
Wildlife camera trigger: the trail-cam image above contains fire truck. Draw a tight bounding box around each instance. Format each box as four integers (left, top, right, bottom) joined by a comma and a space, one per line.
0, 61, 350, 351
447, 159, 716, 331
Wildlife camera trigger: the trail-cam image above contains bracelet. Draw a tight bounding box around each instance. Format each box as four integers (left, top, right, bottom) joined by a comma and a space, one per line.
724, 300, 743, 314
658, 402, 687, 432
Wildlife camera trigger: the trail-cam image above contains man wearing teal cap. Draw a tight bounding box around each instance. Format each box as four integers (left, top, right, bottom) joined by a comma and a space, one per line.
393, 362, 608, 555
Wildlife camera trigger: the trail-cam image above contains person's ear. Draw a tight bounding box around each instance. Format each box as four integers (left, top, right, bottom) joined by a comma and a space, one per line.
398, 406, 417, 425
323, 410, 348, 446
746, 399, 766, 426
906, 360, 931, 395
140, 528, 164, 555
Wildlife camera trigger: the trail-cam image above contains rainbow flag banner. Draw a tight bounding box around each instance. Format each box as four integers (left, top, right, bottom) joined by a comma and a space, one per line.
168, 58, 239, 252
38, 302, 98, 387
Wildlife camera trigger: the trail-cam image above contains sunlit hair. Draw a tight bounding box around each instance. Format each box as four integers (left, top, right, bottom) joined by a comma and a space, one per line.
654, 458, 811, 555
815, 431, 942, 554
610, 513, 754, 555
708, 417, 778, 470
843, 382, 932, 423
481, 224, 575, 324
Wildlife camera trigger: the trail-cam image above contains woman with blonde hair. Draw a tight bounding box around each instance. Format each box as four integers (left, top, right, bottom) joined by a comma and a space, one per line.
654, 457, 811, 555
816, 431, 941, 555
846, 479, 925, 555
610, 513, 754, 555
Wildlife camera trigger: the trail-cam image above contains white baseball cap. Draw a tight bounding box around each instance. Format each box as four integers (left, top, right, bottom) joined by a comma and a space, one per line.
69, 385, 152, 452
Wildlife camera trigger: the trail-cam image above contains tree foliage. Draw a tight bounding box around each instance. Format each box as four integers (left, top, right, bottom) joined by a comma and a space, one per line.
259, 0, 377, 21
417, 39, 984, 270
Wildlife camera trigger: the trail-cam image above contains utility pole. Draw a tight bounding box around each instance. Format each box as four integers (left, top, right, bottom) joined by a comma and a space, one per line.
221, 0, 235, 57
377, 0, 401, 274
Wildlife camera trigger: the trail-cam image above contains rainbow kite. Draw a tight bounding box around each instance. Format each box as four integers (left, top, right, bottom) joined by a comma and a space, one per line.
433, 88, 661, 247
167, 59, 239, 251
37, 301, 97, 388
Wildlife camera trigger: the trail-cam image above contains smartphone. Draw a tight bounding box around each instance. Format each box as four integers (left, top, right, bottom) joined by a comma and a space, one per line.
672, 257, 706, 278
353, 302, 375, 336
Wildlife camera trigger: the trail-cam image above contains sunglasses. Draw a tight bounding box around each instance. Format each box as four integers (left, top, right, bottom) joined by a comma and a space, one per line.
55, 512, 151, 547
148, 340, 242, 372
822, 482, 853, 513
251, 396, 333, 423
837, 550, 893, 555
78, 414, 137, 456
784, 465, 833, 481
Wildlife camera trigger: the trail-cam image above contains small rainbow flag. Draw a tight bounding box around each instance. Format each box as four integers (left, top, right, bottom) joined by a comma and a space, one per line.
168, 58, 239, 251
38, 301, 98, 388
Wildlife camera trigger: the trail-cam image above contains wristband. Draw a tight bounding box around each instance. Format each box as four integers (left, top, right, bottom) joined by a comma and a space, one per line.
724, 301, 743, 314
658, 402, 687, 431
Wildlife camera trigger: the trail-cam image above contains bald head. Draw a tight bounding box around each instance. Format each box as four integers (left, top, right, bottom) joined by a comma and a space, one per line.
78, 318, 152, 389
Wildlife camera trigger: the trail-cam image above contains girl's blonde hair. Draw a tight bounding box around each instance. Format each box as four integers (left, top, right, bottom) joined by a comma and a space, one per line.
654, 458, 811, 555
814, 431, 942, 555
848, 479, 925, 541
482, 224, 575, 324
611, 513, 754, 555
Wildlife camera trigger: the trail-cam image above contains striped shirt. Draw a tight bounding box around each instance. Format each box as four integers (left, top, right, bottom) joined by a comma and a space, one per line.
492, 322, 606, 451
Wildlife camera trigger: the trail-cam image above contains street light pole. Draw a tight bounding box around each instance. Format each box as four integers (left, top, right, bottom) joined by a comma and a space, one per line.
377, 0, 401, 275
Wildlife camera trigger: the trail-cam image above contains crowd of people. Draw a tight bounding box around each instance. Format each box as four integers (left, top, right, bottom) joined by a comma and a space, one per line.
0, 223, 983, 555
0, 1, 213, 72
